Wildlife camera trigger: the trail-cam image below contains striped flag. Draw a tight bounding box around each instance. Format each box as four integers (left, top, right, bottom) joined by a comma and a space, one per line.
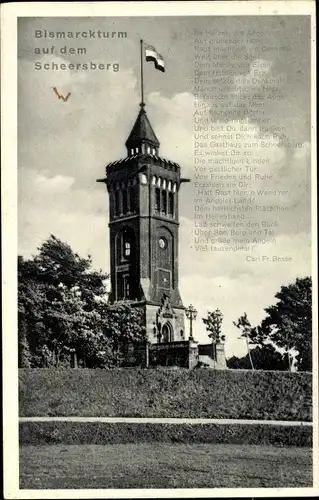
144, 43, 165, 72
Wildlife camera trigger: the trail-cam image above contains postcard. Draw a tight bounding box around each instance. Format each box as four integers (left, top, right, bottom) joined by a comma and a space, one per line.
1, 1, 317, 498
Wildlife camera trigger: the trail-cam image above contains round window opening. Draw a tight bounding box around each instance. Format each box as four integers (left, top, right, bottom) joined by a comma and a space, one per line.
158, 237, 167, 250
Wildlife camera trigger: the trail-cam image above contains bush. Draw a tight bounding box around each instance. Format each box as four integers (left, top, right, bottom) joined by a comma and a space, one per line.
19, 421, 312, 447
19, 368, 312, 421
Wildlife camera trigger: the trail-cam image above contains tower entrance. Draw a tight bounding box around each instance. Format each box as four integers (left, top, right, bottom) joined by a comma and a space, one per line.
161, 323, 173, 343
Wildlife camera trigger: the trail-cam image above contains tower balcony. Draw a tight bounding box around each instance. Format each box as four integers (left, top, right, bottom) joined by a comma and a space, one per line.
105, 153, 181, 175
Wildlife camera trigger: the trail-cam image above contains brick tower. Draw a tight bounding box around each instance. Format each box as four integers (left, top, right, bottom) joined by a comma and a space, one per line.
98, 103, 189, 345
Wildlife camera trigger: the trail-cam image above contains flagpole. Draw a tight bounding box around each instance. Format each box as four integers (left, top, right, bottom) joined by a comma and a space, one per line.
140, 39, 145, 107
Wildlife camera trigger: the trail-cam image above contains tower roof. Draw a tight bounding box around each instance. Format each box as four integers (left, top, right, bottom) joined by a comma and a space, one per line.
125, 104, 160, 149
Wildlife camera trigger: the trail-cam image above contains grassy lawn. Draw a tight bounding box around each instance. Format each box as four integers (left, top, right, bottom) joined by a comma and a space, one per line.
20, 443, 312, 489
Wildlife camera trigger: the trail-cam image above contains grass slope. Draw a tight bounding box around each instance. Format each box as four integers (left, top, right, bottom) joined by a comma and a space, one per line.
19, 368, 312, 420
19, 421, 312, 447
20, 443, 313, 489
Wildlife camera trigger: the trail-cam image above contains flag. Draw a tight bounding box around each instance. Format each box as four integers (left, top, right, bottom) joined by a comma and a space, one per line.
144, 43, 165, 72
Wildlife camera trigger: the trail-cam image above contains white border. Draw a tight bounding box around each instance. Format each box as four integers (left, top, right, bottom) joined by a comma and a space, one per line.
1, 1, 317, 498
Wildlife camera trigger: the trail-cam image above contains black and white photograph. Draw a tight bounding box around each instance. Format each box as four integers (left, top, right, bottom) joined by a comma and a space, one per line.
2, 1, 318, 497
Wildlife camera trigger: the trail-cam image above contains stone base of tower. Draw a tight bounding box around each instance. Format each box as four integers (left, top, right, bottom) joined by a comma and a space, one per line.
129, 300, 200, 368
144, 301, 186, 344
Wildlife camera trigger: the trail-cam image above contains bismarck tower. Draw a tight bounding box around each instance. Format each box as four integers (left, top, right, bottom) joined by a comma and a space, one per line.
98, 101, 190, 345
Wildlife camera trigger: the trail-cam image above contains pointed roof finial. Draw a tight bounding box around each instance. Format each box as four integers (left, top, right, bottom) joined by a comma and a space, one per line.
125, 105, 160, 150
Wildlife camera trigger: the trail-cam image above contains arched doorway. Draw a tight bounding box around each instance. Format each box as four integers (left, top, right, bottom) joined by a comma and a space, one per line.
162, 323, 173, 343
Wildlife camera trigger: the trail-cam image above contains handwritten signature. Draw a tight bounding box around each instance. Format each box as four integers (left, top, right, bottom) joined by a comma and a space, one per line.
53, 87, 71, 102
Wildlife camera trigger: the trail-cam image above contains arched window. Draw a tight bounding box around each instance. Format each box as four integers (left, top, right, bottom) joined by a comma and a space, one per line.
124, 241, 131, 258
168, 192, 174, 217
121, 231, 132, 260
155, 188, 160, 213
116, 227, 135, 266
162, 323, 172, 343
161, 190, 167, 215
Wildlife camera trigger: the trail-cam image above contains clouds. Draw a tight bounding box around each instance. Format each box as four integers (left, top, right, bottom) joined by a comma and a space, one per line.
148, 91, 194, 168
35, 173, 75, 191
18, 167, 109, 267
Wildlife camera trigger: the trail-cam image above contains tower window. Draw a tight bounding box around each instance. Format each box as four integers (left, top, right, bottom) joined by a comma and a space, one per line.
131, 148, 134, 156
140, 174, 148, 185
168, 192, 174, 216
161, 190, 167, 215
152, 148, 156, 155
122, 189, 128, 214
147, 146, 151, 154
129, 185, 137, 213
135, 147, 139, 153
114, 190, 120, 216
123, 274, 130, 299
124, 241, 131, 257
121, 233, 132, 261
117, 228, 134, 264
155, 188, 160, 213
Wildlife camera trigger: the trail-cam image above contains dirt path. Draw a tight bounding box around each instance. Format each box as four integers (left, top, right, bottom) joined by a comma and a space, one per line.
19, 416, 312, 425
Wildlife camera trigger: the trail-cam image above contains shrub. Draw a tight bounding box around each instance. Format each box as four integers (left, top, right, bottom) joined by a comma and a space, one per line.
19, 368, 312, 421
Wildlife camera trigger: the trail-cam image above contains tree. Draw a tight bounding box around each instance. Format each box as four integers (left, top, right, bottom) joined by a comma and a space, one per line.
18, 256, 50, 366
263, 277, 312, 371
18, 316, 32, 368
233, 313, 255, 370
233, 277, 312, 372
18, 235, 146, 368
100, 302, 146, 367
33, 235, 107, 307
202, 309, 225, 364
42, 283, 101, 367
227, 344, 288, 370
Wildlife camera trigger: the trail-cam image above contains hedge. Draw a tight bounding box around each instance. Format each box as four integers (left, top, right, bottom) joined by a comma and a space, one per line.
19, 421, 312, 447
19, 368, 312, 421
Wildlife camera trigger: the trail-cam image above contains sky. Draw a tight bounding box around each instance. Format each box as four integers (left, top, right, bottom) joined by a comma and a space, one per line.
18, 16, 312, 357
